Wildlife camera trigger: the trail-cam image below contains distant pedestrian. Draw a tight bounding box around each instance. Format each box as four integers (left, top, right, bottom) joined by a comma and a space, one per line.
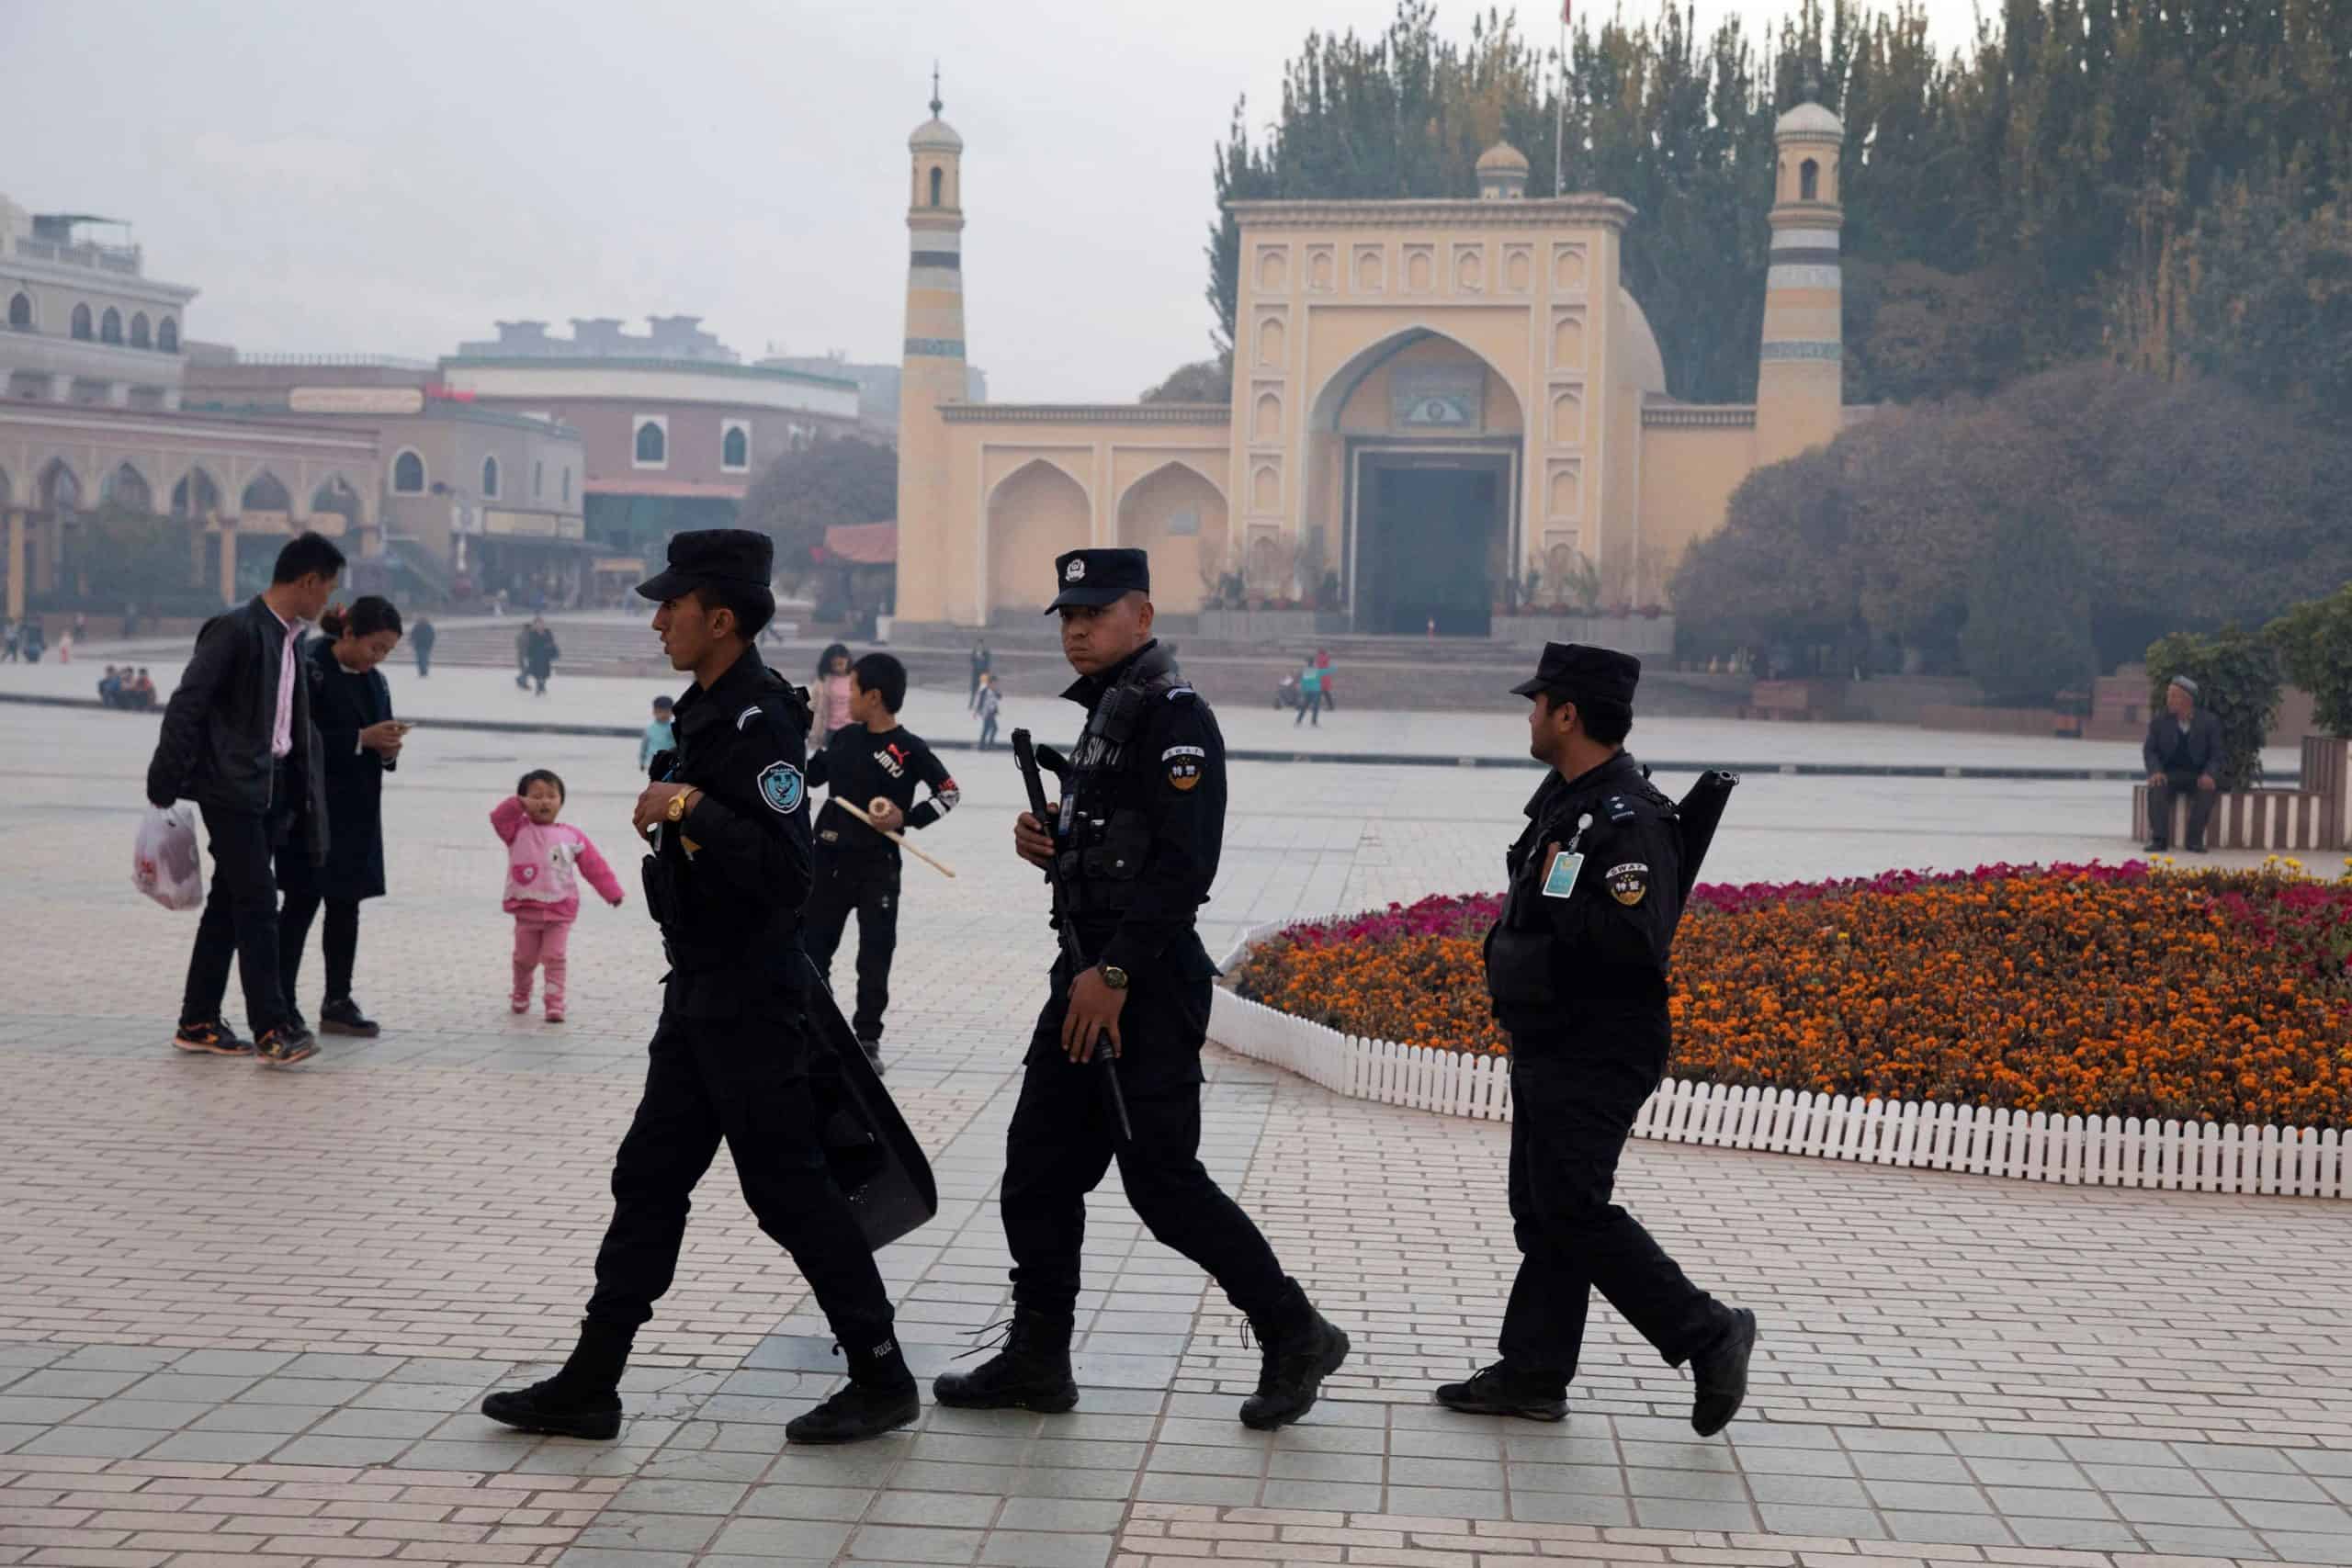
56, 627, 73, 664
72, 612, 87, 646
968, 638, 991, 709
99, 665, 125, 708
1294, 655, 1323, 727
122, 602, 140, 639
975, 671, 1001, 750
20, 621, 43, 663
1, 618, 17, 661
814, 641, 854, 746
145, 530, 345, 1067
1315, 648, 1336, 712
514, 624, 530, 689
277, 597, 406, 1041
130, 668, 157, 709
524, 617, 560, 696
639, 694, 676, 772
491, 769, 625, 1023
412, 615, 436, 678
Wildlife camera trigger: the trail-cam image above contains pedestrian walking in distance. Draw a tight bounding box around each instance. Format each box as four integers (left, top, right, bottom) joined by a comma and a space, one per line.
482, 528, 919, 1447
936, 547, 1349, 1430
1443, 640, 1756, 1435
145, 531, 345, 1068
803, 652, 959, 1077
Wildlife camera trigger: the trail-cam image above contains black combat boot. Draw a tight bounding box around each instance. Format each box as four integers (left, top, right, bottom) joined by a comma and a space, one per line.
1238, 1285, 1349, 1431
319, 998, 379, 1038
1434, 1360, 1568, 1422
481, 1319, 630, 1440
1688, 1306, 1758, 1437
786, 1334, 920, 1445
932, 1307, 1080, 1413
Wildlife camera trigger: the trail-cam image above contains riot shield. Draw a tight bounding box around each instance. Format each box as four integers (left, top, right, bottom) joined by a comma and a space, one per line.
1675, 769, 1739, 901
797, 952, 938, 1252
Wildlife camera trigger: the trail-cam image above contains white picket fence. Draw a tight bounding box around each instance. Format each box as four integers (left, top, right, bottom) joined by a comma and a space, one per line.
1211, 926, 2350, 1201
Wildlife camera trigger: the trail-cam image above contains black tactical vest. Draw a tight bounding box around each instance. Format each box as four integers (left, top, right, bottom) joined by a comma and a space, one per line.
1054, 645, 1185, 923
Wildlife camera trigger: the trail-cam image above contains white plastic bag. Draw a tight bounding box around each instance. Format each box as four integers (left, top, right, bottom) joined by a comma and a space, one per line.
134, 804, 205, 911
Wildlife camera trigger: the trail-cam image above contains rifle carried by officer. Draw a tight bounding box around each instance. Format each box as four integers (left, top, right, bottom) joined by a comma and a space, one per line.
1011, 727, 1133, 1142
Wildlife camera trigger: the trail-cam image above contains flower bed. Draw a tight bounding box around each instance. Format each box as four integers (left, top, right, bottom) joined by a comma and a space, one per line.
1229, 862, 2352, 1131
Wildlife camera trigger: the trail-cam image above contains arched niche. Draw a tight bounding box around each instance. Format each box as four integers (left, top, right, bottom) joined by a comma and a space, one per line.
1116, 461, 1228, 615
986, 458, 1091, 617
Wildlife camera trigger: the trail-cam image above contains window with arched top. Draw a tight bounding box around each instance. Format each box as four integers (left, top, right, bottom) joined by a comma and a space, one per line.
130, 311, 151, 348
561, 468, 571, 504
929, 165, 944, 207
722, 424, 749, 470
635, 419, 666, 466
71, 303, 93, 340
533, 459, 543, 497
1800, 158, 1820, 201
100, 307, 122, 344
157, 316, 179, 353
481, 455, 501, 497
7, 293, 30, 331
392, 450, 426, 493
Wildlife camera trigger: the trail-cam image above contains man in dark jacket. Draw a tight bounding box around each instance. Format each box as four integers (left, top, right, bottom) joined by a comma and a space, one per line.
146, 532, 344, 1066
2143, 675, 2225, 853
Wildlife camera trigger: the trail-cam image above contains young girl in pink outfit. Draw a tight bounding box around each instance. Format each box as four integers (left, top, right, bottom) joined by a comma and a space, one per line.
491, 770, 625, 1021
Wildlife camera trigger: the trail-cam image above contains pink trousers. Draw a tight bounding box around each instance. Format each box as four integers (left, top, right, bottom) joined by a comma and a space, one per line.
512, 918, 572, 1012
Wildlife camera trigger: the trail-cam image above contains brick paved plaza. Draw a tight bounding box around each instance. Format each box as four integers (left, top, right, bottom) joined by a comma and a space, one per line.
2, 683, 2347, 1568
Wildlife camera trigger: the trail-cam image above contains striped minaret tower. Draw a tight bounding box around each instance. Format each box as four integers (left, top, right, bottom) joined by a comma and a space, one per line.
1754, 83, 1845, 465
897, 68, 967, 622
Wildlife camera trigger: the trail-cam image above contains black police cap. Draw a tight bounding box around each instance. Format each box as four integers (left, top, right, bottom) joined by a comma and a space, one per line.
1045, 547, 1151, 613
1510, 640, 1641, 705
636, 529, 775, 602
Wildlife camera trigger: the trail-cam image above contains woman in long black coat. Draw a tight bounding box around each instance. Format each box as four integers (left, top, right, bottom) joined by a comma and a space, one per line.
277, 596, 405, 1038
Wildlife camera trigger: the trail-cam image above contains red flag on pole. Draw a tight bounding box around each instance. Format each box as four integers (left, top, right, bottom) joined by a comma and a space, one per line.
1563, 0, 1571, 23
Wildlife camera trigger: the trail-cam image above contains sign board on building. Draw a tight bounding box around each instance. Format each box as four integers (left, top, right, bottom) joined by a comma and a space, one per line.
288, 386, 426, 415
1391, 365, 1484, 433
483, 510, 586, 540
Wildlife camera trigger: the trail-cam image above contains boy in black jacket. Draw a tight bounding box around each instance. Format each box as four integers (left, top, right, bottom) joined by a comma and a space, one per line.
804, 653, 958, 1075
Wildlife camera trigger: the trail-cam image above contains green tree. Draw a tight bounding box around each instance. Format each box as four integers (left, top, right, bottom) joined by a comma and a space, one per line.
2266, 585, 2352, 737
2144, 626, 2283, 789
1959, 508, 2095, 705
1140, 355, 1233, 402
736, 436, 897, 584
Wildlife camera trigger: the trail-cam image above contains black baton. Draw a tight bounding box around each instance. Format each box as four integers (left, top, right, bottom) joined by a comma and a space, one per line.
1011, 728, 1133, 1142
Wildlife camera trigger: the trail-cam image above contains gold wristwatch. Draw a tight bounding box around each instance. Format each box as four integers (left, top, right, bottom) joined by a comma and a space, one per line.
1100, 964, 1129, 991
666, 789, 694, 824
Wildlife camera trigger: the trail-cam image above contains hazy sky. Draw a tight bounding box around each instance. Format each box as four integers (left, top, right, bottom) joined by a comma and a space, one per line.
7, 0, 1983, 404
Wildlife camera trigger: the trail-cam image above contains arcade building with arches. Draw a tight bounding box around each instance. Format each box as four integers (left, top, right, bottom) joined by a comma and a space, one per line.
890, 92, 1859, 637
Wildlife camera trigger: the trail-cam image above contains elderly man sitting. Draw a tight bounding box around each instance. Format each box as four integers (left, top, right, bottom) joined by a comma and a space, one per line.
2143, 675, 2225, 854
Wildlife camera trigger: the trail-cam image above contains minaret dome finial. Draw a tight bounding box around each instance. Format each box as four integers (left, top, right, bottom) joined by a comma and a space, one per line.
930, 62, 943, 118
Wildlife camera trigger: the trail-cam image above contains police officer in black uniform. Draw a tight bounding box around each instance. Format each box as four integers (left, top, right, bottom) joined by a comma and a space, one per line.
934, 547, 1349, 1430
1437, 642, 1758, 1436
481, 529, 919, 1447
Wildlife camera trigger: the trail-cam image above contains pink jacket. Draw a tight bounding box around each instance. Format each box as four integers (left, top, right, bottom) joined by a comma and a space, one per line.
491, 796, 626, 923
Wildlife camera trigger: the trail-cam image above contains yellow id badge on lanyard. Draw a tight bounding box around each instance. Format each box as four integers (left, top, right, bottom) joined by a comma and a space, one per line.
1541, 849, 1585, 899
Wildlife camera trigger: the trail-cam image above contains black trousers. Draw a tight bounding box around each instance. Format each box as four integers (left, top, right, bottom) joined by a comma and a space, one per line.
585, 993, 897, 1356
802, 852, 899, 1042
278, 891, 359, 1005
2147, 769, 2218, 850
179, 802, 294, 1034
1498, 1034, 1728, 1386
1002, 962, 1292, 1325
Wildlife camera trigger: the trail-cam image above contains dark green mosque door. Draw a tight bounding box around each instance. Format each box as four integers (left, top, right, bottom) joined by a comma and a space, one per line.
1356, 456, 1509, 637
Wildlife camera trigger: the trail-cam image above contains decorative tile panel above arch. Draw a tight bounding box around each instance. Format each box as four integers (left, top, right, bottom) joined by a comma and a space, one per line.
1545, 457, 1583, 519
1306, 244, 1337, 293
1550, 308, 1587, 370
1255, 244, 1289, 295
1551, 242, 1589, 293
1402, 244, 1435, 294
1351, 244, 1385, 293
